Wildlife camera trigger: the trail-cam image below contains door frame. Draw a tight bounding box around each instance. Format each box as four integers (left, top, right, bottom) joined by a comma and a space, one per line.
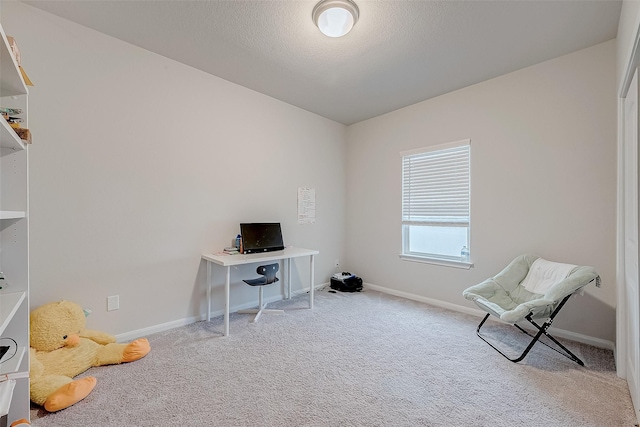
618, 21, 640, 424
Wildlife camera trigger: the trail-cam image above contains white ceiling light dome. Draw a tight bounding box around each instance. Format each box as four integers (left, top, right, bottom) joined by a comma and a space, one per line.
312, 0, 360, 38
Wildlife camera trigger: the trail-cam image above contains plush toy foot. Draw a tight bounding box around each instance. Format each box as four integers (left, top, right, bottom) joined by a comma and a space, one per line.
122, 338, 150, 362
44, 377, 97, 412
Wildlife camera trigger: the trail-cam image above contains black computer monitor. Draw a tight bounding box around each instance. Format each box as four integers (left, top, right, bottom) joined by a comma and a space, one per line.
240, 223, 285, 254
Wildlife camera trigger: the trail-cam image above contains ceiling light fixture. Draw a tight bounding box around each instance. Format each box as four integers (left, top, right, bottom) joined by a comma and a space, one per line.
312, 0, 359, 38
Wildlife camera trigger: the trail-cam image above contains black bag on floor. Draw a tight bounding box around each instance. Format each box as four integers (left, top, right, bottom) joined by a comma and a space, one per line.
330, 274, 363, 292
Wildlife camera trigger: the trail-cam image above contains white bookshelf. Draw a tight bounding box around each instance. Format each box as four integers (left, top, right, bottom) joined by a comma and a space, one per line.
0, 22, 30, 424
0, 212, 25, 221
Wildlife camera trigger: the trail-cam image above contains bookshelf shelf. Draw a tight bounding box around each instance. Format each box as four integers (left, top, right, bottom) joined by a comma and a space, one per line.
0, 347, 25, 377
0, 119, 24, 152
0, 212, 25, 221
0, 292, 25, 338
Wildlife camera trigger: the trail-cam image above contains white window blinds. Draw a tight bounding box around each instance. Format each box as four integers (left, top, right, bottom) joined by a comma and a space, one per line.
402, 140, 470, 226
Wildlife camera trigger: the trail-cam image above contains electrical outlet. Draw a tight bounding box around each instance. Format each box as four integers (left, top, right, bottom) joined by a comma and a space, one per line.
335, 259, 339, 267
107, 295, 119, 311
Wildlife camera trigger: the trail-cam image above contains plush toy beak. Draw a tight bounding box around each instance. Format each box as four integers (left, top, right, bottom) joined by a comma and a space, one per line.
65, 334, 80, 347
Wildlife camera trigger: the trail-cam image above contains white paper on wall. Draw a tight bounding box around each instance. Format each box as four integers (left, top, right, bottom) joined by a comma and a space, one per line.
298, 187, 316, 224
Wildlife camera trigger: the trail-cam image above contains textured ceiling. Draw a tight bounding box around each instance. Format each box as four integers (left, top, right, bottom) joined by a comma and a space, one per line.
22, 0, 621, 125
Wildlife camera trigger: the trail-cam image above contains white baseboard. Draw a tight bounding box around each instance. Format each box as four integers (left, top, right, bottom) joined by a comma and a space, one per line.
363, 282, 616, 351
115, 282, 329, 342
116, 316, 201, 342
117, 281, 614, 352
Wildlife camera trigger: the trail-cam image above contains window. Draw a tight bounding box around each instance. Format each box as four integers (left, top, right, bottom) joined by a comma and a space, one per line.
401, 139, 471, 267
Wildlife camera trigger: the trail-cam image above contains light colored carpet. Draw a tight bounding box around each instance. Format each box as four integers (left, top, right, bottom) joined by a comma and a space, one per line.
31, 288, 636, 426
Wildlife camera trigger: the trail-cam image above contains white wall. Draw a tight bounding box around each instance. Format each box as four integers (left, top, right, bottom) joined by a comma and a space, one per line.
346, 41, 617, 342
1, 2, 347, 335
0, 1, 619, 343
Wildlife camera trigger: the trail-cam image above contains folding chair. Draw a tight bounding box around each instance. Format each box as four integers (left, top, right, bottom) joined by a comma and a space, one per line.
463, 254, 600, 366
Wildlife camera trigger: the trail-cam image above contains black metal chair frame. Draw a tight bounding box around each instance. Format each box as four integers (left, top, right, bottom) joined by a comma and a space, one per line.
476, 293, 585, 366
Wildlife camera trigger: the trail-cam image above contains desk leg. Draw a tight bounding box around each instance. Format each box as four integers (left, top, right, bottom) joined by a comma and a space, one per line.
224, 266, 230, 337
206, 262, 212, 322
287, 258, 292, 300
309, 254, 315, 309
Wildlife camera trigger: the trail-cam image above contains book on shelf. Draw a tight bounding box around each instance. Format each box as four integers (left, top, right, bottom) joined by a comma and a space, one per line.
13, 128, 30, 143
0, 107, 31, 143
6, 118, 22, 128
0, 108, 22, 116
6, 36, 33, 87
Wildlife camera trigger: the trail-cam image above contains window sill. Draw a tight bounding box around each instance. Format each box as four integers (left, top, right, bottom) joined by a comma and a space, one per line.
399, 254, 474, 269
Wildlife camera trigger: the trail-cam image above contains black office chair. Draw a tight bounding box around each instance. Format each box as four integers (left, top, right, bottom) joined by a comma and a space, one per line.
238, 263, 284, 323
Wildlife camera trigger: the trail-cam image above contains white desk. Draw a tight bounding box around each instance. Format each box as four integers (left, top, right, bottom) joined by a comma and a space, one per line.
201, 246, 319, 336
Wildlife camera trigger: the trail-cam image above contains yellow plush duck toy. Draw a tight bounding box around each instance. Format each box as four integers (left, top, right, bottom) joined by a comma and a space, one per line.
29, 300, 150, 412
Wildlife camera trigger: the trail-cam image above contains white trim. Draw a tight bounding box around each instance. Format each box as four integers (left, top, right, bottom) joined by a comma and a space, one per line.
399, 253, 473, 269
363, 282, 615, 351
114, 283, 328, 342
621, 21, 640, 99
115, 316, 199, 343
617, 94, 628, 377
618, 13, 640, 425
116, 280, 613, 351
400, 138, 470, 157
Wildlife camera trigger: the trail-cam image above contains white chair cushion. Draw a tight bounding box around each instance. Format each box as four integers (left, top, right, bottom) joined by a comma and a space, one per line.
519, 258, 576, 295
